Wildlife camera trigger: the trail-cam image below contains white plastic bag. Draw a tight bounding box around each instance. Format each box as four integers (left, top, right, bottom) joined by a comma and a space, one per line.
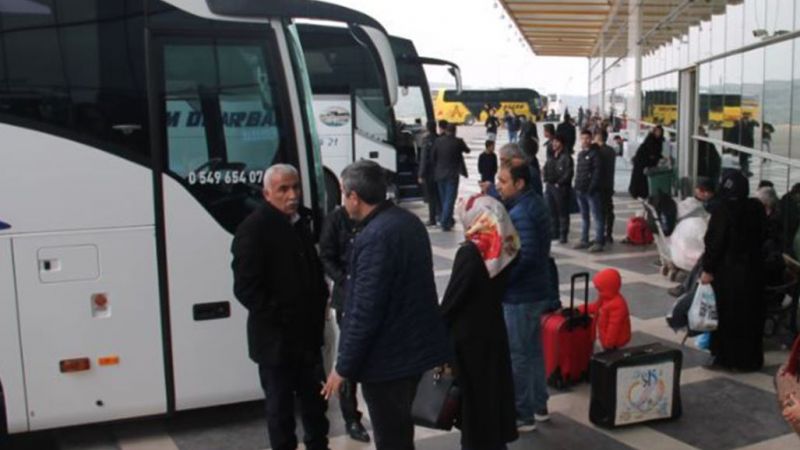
688, 283, 718, 332
670, 217, 707, 271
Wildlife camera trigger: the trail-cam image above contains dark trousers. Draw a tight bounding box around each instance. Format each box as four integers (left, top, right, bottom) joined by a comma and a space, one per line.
258, 361, 329, 450
361, 375, 421, 450
545, 183, 570, 241
334, 309, 363, 425
601, 189, 615, 240
422, 178, 440, 225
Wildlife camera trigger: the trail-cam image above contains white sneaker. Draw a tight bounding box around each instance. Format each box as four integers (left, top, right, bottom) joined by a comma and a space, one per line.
516, 419, 537, 432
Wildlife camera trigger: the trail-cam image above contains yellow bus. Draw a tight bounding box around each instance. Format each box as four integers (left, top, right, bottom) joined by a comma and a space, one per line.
434, 88, 544, 125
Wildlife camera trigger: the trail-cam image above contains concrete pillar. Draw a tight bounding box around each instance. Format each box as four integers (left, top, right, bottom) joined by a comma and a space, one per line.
600, 34, 606, 116
627, 0, 643, 149
587, 57, 592, 112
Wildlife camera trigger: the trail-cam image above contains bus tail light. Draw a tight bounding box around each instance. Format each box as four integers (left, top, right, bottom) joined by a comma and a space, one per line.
60, 358, 90, 373
98, 355, 119, 366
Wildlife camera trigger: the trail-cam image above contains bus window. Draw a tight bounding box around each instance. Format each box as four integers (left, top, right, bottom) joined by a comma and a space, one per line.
355, 87, 390, 141
395, 86, 427, 125
162, 37, 287, 232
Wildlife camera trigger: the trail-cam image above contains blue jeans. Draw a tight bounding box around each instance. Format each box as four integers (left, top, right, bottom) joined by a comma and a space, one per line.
437, 177, 459, 229
503, 302, 549, 420
576, 191, 605, 246
508, 130, 518, 143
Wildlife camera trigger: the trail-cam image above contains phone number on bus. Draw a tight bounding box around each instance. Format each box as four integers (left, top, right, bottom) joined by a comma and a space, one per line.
187, 170, 264, 186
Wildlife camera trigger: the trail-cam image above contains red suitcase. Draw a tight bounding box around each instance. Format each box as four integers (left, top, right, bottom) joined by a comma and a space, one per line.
541, 272, 594, 389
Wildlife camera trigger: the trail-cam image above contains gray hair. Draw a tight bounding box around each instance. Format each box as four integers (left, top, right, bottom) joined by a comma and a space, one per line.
263, 163, 298, 191
756, 186, 779, 212
340, 160, 387, 205
498, 143, 526, 162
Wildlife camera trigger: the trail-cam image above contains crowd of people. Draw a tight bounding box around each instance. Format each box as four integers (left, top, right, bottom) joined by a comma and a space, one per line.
229, 110, 800, 449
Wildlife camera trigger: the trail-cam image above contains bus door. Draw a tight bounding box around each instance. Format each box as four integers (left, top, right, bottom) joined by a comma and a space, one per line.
148, 29, 299, 410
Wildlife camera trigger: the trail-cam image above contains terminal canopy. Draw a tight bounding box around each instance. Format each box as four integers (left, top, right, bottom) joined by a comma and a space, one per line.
498, 0, 731, 58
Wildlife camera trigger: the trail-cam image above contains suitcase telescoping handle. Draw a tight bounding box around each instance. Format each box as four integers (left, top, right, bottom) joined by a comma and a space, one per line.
569, 272, 590, 316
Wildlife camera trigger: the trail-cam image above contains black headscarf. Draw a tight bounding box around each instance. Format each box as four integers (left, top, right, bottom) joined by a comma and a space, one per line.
718, 169, 749, 201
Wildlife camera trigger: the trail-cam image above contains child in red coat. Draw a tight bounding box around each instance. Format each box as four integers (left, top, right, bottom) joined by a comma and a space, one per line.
577, 268, 632, 350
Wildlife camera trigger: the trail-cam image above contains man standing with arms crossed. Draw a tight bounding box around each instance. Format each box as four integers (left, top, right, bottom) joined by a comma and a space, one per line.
231, 164, 329, 450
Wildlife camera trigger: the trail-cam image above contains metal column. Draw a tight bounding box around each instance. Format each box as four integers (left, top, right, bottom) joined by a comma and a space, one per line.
627, 0, 642, 149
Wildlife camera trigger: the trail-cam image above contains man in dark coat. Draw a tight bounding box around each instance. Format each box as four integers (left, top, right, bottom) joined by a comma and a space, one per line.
543, 134, 574, 243
322, 160, 451, 450
594, 128, 617, 243
432, 123, 471, 231
417, 120, 440, 226
574, 130, 605, 252
231, 164, 329, 450
318, 207, 370, 443
628, 126, 664, 199
700, 170, 767, 372
556, 113, 576, 154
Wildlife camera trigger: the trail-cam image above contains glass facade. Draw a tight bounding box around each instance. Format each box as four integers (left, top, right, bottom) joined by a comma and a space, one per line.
589, 0, 800, 193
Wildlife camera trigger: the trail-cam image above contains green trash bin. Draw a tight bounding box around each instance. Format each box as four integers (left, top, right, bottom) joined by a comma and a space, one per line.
645, 166, 674, 197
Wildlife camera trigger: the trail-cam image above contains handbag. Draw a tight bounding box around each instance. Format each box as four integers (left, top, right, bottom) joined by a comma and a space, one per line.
775, 336, 800, 434
688, 283, 717, 332
411, 367, 460, 430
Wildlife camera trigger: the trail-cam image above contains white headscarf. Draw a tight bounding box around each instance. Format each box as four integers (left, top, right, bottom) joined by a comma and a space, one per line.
456, 194, 520, 278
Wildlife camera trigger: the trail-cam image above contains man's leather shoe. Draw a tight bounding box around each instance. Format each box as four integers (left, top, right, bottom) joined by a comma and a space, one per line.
346, 421, 371, 443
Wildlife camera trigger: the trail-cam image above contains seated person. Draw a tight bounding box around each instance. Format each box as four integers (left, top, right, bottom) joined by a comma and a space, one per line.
577, 269, 631, 351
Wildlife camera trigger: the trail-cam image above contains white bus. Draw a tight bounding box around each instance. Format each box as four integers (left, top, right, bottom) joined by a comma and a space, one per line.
0, 0, 397, 435
298, 25, 460, 206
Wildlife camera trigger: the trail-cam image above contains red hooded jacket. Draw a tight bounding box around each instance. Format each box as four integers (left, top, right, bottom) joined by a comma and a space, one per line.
578, 269, 632, 350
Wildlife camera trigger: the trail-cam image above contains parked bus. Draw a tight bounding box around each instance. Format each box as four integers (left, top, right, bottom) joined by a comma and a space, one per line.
434, 88, 544, 125
298, 25, 460, 205
0, 0, 397, 435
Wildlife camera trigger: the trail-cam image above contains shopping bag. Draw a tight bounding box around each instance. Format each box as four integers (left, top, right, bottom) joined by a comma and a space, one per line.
688, 283, 717, 332
775, 336, 800, 435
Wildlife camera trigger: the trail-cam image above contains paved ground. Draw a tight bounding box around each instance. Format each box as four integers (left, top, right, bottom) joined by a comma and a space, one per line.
3, 125, 797, 449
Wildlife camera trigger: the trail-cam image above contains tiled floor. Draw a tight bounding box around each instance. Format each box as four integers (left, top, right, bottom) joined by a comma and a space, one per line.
3, 125, 797, 450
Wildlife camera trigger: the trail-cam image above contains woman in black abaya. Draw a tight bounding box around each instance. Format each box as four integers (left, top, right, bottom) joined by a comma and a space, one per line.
700, 170, 768, 371
628, 125, 665, 199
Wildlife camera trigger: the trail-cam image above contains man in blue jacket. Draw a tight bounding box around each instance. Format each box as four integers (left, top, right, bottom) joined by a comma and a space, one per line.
496, 162, 555, 432
322, 160, 451, 450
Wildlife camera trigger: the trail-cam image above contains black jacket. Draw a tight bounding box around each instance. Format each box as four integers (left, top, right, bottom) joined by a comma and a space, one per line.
432, 134, 470, 181
574, 145, 602, 193
556, 121, 576, 153
629, 135, 663, 199
337, 202, 451, 382
543, 149, 573, 186
417, 131, 437, 180
478, 152, 498, 183
318, 207, 355, 311
231, 204, 328, 366
597, 144, 617, 192
440, 242, 518, 447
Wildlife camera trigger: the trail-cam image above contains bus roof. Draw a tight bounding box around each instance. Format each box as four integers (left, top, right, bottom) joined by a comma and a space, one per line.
206, 0, 385, 31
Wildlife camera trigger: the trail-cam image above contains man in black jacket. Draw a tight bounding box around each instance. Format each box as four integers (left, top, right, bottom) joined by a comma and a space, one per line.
556, 113, 576, 154
594, 128, 617, 243
230, 164, 329, 450
432, 123, 470, 231
318, 207, 370, 443
574, 129, 605, 252
542, 134, 573, 243
321, 160, 451, 450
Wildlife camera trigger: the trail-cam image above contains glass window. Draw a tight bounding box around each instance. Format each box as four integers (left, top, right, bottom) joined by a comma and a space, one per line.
689, 25, 699, 64
791, 38, 800, 163
162, 37, 287, 232
395, 86, 427, 125
745, 0, 769, 46
699, 20, 712, 60
0, 0, 148, 162
763, 40, 793, 160
726, 3, 744, 52
711, 13, 726, 56
742, 48, 765, 148
767, 0, 795, 35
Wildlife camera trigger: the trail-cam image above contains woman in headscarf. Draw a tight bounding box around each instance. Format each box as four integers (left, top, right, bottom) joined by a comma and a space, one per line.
628, 125, 665, 199
700, 170, 767, 371
440, 194, 520, 450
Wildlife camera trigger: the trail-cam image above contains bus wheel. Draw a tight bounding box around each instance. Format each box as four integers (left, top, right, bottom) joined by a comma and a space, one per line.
464, 115, 475, 126
323, 168, 341, 213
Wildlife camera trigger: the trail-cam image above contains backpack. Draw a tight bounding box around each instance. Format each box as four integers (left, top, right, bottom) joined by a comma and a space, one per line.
626, 216, 653, 245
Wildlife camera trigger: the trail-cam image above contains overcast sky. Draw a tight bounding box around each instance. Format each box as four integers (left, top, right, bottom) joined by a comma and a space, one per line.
330, 0, 589, 96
